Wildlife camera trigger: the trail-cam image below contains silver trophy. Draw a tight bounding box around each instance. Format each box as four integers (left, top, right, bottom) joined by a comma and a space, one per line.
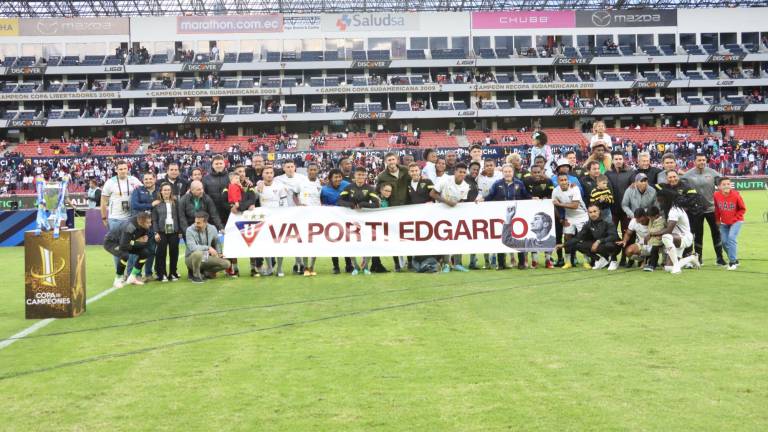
35, 175, 69, 238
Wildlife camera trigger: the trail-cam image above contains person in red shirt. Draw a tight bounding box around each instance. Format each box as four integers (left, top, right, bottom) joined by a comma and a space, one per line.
713, 177, 747, 270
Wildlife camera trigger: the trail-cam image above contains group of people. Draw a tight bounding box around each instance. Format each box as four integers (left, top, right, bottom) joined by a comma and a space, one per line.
100, 128, 748, 288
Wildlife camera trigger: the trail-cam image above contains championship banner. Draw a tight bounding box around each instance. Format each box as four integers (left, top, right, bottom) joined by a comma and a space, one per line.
223, 200, 556, 258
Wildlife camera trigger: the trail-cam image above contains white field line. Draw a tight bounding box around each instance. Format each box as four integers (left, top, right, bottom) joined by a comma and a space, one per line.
0, 285, 122, 351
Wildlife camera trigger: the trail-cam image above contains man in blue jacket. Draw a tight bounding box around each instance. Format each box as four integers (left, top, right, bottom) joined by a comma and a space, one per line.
321, 168, 352, 274
481, 164, 531, 270
130, 172, 160, 281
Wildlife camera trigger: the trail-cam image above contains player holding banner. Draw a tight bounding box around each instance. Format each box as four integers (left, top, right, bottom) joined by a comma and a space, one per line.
255, 166, 291, 277
298, 162, 323, 276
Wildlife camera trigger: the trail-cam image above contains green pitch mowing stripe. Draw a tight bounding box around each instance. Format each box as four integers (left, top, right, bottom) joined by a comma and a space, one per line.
0, 268, 625, 381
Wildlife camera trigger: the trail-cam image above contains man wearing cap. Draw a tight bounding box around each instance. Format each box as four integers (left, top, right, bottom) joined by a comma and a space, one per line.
584, 141, 612, 174
622, 173, 657, 218
550, 158, 583, 194
564, 150, 586, 179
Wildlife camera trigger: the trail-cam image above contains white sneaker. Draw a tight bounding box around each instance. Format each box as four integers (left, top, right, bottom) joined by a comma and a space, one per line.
276, 272, 285, 277
113, 277, 125, 289
607, 261, 619, 271
727, 264, 738, 271
593, 257, 609, 270
690, 255, 702, 270
126, 274, 145, 285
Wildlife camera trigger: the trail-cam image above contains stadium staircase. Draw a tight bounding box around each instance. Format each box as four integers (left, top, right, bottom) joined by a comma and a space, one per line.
297, 137, 312, 151
456, 134, 471, 148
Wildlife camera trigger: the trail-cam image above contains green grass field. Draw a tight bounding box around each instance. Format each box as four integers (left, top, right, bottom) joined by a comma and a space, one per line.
1, 192, 766, 431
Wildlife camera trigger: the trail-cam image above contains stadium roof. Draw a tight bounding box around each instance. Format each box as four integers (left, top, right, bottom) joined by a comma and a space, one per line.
0, 0, 765, 18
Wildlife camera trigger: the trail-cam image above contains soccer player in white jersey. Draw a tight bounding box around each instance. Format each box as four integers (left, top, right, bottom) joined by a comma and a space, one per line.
429, 163, 472, 273
100, 160, 142, 286
617, 208, 651, 264
298, 162, 322, 276
656, 187, 700, 274
256, 166, 290, 277
474, 159, 502, 269
552, 173, 589, 269
275, 159, 307, 274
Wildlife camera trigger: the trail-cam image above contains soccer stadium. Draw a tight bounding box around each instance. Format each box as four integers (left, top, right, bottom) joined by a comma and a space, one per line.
0, 0, 767, 430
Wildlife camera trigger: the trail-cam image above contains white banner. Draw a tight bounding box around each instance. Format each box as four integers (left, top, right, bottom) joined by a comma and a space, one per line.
223, 200, 556, 258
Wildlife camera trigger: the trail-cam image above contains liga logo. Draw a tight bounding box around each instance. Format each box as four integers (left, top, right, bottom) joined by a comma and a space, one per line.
236, 212, 267, 246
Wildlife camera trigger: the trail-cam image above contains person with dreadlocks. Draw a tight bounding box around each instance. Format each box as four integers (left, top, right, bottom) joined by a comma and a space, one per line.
655, 187, 701, 275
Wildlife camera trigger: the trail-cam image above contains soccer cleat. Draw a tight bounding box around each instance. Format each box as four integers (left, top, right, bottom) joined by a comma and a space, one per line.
351, 269, 359, 276
582, 262, 592, 270
517, 262, 526, 270
276, 272, 285, 277
607, 261, 619, 271
363, 269, 371, 275
531, 260, 538, 269
126, 273, 144, 285
155, 275, 167, 283
113, 277, 125, 289
717, 258, 728, 267
453, 265, 469, 272
169, 273, 180, 282
303, 270, 311, 277
562, 262, 573, 269
190, 276, 205, 284
332, 268, 341, 275
593, 257, 609, 270
545, 260, 554, 269
250, 268, 260, 277
727, 264, 738, 271
554, 258, 565, 268
663, 265, 674, 272
642, 266, 654, 272
670, 265, 682, 275
442, 264, 451, 273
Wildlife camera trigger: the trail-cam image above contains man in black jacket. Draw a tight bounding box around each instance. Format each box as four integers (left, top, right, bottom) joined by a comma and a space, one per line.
103, 212, 153, 288
179, 180, 223, 232
564, 204, 621, 271
407, 163, 434, 204
337, 167, 380, 275
634, 152, 662, 188
203, 154, 230, 225
162, 162, 189, 198
606, 151, 636, 265
245, 154, 266, 185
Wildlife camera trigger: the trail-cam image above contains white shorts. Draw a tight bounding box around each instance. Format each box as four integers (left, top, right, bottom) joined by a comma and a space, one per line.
564, 219, 586, 235
675, 235, 694, 258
